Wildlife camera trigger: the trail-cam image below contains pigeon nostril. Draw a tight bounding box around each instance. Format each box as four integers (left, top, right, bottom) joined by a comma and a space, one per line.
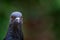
15, 17, 20, 23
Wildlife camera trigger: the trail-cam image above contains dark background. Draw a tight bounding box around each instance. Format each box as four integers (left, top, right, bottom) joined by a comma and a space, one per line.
0, 0, 60, 40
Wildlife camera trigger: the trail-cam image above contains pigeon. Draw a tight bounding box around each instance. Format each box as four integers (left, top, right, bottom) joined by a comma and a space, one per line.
4, 11, 23, 40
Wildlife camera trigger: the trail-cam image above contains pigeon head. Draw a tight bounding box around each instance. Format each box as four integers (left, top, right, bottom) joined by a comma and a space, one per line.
10, 11, 23, 24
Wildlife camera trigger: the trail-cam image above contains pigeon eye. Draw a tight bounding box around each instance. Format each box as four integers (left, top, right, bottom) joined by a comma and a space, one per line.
20, 16, 23, 19
11, 16, 16, 20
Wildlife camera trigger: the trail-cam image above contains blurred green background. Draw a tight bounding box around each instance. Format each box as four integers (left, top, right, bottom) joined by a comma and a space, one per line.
0, 0, 60, 40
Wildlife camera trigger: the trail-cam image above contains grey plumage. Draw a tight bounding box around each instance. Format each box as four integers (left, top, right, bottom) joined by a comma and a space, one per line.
4, 12, 23, 40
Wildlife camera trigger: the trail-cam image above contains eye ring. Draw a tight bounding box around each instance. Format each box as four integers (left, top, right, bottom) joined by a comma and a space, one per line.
11, 16, 16, 20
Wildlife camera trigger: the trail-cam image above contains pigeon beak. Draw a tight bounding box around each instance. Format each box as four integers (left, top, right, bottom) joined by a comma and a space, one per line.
15, 17, 21, 23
